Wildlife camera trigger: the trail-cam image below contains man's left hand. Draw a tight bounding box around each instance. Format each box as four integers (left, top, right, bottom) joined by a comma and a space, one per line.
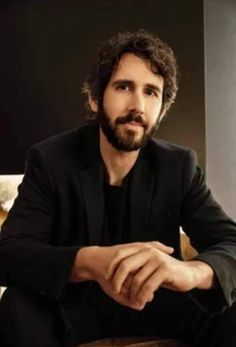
108, 244, 215, 310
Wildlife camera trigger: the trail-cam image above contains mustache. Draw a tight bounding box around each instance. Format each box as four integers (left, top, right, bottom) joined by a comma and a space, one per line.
115, 113, 147, 129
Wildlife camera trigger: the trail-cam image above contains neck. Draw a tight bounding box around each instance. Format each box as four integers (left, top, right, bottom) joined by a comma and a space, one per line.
99, 128, 140, 186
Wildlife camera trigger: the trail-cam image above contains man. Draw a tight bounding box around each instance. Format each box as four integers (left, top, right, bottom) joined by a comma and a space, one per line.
0, 29, 236, 347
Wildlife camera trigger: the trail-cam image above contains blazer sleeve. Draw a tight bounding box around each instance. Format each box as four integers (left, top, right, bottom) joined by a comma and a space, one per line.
180, 149, 236, 312
0, 146, 79, 300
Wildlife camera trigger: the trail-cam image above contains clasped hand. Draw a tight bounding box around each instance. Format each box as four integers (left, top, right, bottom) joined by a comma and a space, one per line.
72, 241, 214, 310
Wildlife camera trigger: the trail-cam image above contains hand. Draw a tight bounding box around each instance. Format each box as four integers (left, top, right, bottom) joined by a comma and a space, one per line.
109, 245, 215, 310
69, 241, 174, 310
96, 272, 143, 310
96, 242, 174, 310
70, 241, 174, 282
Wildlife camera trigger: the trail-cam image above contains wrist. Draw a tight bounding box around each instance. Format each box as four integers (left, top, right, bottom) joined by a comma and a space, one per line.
70, 246, 100, 282
186, 260, 216, 290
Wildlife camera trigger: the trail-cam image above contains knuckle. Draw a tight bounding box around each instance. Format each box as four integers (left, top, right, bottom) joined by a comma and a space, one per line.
141, 243, 150, 250
150, 241, 162, 249
144, 242, 152, 249
150, 248, 158, 256
116, 249, 123, 258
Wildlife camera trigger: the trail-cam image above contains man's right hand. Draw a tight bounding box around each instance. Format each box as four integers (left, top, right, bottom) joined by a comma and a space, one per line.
69, 241, 174, 310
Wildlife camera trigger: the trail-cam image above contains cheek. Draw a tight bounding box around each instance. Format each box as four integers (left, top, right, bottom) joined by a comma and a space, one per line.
147, 102, 162, 123
104, 92, 127, 116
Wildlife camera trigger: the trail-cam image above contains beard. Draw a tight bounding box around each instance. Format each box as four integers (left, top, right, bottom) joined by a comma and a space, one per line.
98, 106, 159, 152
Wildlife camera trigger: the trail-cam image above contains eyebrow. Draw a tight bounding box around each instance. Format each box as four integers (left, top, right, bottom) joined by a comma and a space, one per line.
111, 79, 162, 94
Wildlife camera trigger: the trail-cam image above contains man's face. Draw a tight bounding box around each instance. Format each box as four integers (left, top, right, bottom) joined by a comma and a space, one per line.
94, 53, 164, 151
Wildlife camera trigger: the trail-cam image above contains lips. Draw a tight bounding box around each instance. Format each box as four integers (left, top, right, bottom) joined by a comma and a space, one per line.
116, 114, 147, 129
123, 121, 144, 128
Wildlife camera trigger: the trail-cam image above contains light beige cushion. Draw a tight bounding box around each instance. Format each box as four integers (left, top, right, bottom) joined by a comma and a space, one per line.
0, 175, 23, 212
0, 175, 24, 298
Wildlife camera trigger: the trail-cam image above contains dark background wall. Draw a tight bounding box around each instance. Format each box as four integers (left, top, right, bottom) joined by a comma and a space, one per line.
0, 0, 205, 173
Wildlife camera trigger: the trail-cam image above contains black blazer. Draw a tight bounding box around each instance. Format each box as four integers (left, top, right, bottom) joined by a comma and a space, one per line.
1, 123, 236, 313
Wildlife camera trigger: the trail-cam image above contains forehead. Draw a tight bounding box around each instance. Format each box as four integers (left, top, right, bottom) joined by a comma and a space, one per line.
108, 52, 164, 88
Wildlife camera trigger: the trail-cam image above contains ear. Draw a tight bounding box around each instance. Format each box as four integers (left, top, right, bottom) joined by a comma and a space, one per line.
88, 93, 98, 113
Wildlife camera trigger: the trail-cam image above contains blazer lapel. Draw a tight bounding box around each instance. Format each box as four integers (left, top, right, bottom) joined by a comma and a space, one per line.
129, 147, 155, 242
80, 167, 104, 245
78, 125, 105, 246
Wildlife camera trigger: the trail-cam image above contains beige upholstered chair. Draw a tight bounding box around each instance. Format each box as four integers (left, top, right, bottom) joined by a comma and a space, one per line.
0, 175, 24, 297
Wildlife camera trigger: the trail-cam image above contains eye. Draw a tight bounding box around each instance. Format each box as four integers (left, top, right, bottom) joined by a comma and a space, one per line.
145, 88, 158, 97
117, 83, 130, 91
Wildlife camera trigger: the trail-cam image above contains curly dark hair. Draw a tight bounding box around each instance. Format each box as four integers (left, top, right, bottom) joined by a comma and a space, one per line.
82, 29, 178, 119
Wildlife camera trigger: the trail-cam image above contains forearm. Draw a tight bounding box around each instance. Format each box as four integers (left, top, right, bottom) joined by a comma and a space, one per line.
0, 238, 79, 299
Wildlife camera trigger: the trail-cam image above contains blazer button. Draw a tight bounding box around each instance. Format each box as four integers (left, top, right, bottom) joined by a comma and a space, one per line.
231, 288, 236, 300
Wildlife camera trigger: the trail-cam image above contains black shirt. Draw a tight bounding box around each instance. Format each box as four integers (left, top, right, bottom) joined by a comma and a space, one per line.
103, 181, 127, 245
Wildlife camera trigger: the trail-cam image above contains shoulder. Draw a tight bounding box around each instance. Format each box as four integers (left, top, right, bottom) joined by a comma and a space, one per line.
27, 123, 97, 160
144, 137, 200, 190
24, 123, 99, 173
145, 138, 204, 197
147, 137, 197, 168
33, 123, 97, 152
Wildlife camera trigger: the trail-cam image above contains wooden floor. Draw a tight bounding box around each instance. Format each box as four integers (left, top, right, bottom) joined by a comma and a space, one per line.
77, 337, 188, 346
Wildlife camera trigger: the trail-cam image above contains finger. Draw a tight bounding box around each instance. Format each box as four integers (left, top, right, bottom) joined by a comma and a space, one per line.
136, 267, 168, 307
106, 243, 151, 279
129, 261, 158, 303
123, 273, 135, 289
120, 285, 129, 296
107, 241, 173, 280
113, 248, 152, 294
147, 241, 174, 255
115, 288, 145, 311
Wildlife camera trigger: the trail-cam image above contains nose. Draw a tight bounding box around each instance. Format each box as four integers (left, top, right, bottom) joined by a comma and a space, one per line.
127, 90, 145, 115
